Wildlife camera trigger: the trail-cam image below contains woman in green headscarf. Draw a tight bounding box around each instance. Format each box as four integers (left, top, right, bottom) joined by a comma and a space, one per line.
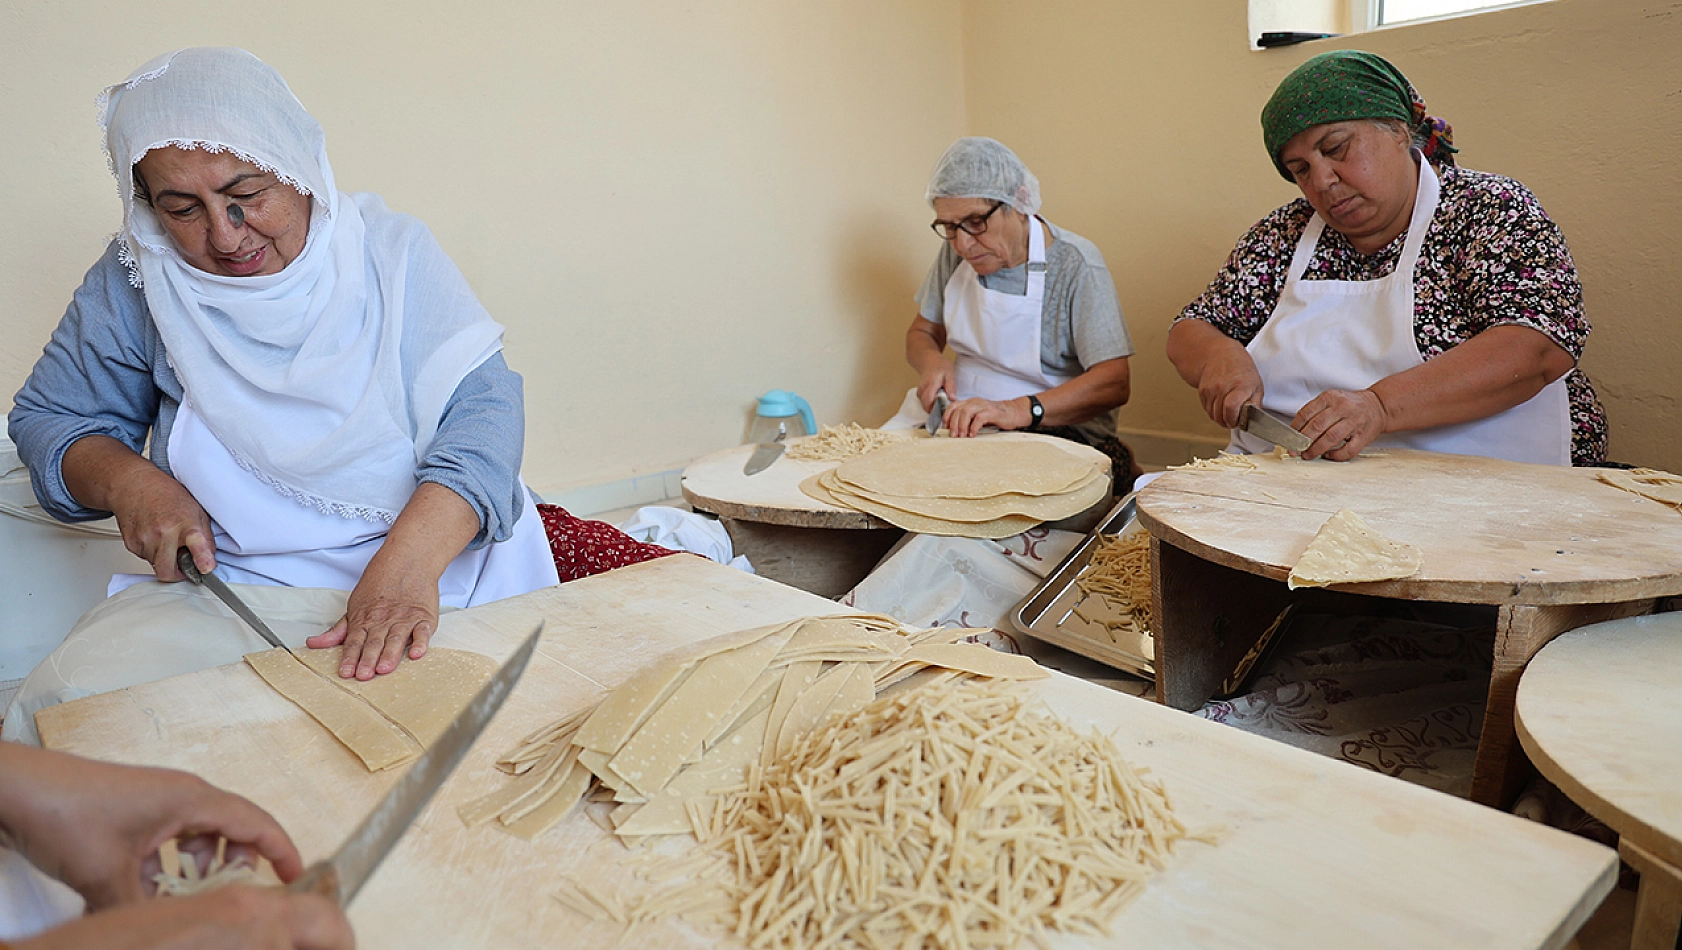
1166, 50, 1605, 466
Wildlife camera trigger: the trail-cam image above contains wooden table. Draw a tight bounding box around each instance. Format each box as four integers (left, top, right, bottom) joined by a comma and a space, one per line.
39, 556, 1617, 948
1516, 613, 1682, 950
682, 433, 1112, 598
1137, 449, 1682, 807
681, 443, 904, 596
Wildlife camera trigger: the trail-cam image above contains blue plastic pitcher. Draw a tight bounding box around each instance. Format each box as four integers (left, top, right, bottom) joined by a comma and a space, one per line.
751, 390, 815, 443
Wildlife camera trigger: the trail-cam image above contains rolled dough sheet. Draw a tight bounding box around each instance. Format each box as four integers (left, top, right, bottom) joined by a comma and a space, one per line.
1598, 468, 1682, 510
1286, 508, 1423, 590
292, 646, 497, 748
244, 650, 421, 771
833, 437, 1100, 498
833, 466, 1109, 522
246, 646, 497, 771
808, 471, 1043, 539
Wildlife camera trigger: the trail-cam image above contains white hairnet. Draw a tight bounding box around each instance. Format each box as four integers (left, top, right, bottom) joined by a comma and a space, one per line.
925, 137, 1041, 215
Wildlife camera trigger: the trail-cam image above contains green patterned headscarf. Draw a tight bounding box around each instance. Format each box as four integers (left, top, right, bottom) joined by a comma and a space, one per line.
1261, 50, 1457, 182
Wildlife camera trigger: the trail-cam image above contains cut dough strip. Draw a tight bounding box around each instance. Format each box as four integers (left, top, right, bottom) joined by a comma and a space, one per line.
245, 649, 421, 771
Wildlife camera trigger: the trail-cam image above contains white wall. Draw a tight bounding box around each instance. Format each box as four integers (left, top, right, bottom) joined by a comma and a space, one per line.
0, 1, 965, 497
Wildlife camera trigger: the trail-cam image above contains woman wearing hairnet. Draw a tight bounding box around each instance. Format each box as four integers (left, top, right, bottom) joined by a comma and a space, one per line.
886, 137, 1141, 492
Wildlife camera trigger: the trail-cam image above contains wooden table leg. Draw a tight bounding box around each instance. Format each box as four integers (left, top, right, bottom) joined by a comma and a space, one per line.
1620, 839, 1682, 950
1469, 599, 1655, 808
1152, 537, 1295, 710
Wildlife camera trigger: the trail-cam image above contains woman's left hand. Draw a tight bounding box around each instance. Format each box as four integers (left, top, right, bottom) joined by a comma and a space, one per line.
303, 482, 478, 679
1293, 389, 1390, 461
943, 397, 1031, 438
309, 560, 439, 680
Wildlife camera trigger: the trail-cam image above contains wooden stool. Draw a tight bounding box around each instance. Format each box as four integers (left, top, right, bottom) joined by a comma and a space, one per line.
1516, 613, 1682, 950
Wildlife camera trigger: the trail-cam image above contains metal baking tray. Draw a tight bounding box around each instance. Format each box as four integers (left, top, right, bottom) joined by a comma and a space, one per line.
1010, 493, 1154, 678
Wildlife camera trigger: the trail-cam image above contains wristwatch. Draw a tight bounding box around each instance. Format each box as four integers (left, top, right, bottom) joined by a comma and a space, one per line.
1025, 394, 1045, 431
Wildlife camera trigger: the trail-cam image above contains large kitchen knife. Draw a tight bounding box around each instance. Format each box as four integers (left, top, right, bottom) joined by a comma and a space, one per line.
1237, 404, 1312, 455
743, 425, 787, 476
925, 391, 949, 435
176, 548, 292, 655
289, 622, 542, 906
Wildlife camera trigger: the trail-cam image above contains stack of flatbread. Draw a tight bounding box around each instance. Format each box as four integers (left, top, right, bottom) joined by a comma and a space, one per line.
799, 436, 1110, 538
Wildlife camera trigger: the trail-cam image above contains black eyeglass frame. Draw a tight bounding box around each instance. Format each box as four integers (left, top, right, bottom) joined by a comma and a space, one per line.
930, 200, 1006, 240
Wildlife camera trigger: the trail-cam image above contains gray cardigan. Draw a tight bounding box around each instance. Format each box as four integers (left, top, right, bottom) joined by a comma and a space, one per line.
9, 241, 528, 549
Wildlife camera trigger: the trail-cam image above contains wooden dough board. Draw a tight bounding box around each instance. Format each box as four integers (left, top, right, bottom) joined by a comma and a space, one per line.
1137, 449, 1682, 605
1516, 613, 1682, 870
681, 431, 1110, 529
39, 556, 1613, 949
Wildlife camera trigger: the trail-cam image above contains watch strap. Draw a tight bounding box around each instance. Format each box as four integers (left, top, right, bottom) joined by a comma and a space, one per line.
1025, 394, 1044, 430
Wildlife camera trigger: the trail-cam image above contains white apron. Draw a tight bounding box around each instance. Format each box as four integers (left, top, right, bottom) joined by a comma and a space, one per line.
1231, 155, 1571, 465
883, 218, 1073, 428
122, 400, 559, 606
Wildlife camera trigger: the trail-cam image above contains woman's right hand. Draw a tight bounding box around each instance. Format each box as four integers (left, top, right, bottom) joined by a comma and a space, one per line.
917, 364, 958, 413
1166, 320, 1265, 429
61, 435, 215, 581
107, 465, 216, 581
1195, 349, 1265, 429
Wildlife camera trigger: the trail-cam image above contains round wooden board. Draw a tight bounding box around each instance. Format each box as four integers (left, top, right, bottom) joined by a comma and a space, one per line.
681, 443, 887, 528
681, 432, 1111, 531
1136, 448, 1682, 605
1515, 612, 1682, 867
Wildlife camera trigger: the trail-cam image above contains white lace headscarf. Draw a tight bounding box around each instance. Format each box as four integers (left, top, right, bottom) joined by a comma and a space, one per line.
100, 48, 505, 523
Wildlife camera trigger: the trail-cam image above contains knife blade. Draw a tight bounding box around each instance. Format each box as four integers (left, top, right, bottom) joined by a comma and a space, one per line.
176, 548, 292, 655
1238, 404, 1313, 454
925, 391, 949, 435
743, 425, 787, 476
289, 622, 543, 906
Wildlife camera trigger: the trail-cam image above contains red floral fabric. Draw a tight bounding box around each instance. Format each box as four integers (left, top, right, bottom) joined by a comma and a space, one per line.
537, 504, 683, 582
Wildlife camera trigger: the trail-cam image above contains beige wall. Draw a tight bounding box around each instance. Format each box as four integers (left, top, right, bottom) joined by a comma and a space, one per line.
5, 0, 1678, 499
965, 0, 1682, 469
0, 1, 963, 496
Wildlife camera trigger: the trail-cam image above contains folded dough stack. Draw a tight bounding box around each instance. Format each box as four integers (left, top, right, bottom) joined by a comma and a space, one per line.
799, 435, 1110, 538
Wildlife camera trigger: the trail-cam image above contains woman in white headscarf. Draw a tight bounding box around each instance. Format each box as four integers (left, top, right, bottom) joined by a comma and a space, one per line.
8, 48, 558, 689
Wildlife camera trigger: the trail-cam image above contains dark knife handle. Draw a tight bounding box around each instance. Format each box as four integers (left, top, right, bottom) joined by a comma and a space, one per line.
175, 547, 204, 584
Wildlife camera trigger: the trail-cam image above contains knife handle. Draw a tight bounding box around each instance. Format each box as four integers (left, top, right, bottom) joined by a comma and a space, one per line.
288, 860, 343, 905
175, 547, 204, 584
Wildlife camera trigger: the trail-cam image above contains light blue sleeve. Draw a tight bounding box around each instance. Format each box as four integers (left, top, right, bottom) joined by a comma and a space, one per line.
418, 352, 526, 549
7, 243, 165, 523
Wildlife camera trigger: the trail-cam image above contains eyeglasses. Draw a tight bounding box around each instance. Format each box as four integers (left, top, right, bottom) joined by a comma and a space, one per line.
930, 201, 1005, 240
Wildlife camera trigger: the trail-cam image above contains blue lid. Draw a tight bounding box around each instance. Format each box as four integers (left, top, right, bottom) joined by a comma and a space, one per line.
756, 390, 800, 417
756, 390, 815, 434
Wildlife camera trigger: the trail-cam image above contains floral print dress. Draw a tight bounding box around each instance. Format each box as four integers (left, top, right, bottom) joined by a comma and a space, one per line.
1177, 162, 1607, 465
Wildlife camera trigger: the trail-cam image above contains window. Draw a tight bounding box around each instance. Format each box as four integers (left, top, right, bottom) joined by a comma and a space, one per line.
1252, 0, 1551, 47
1376, 0, 1515, 25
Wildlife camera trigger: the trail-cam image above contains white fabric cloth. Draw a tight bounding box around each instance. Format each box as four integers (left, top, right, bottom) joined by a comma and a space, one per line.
943, 217, 1074, 403
616, 507, 753, 573
102, 47, 506, 519
1233, 154, 1571, 465
100, 401, 560, 603
2, 583, 350, 745
0, 849, 82, 943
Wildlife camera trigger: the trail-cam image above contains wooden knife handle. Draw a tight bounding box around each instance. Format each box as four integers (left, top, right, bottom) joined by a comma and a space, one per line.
288, 860, 342, 904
